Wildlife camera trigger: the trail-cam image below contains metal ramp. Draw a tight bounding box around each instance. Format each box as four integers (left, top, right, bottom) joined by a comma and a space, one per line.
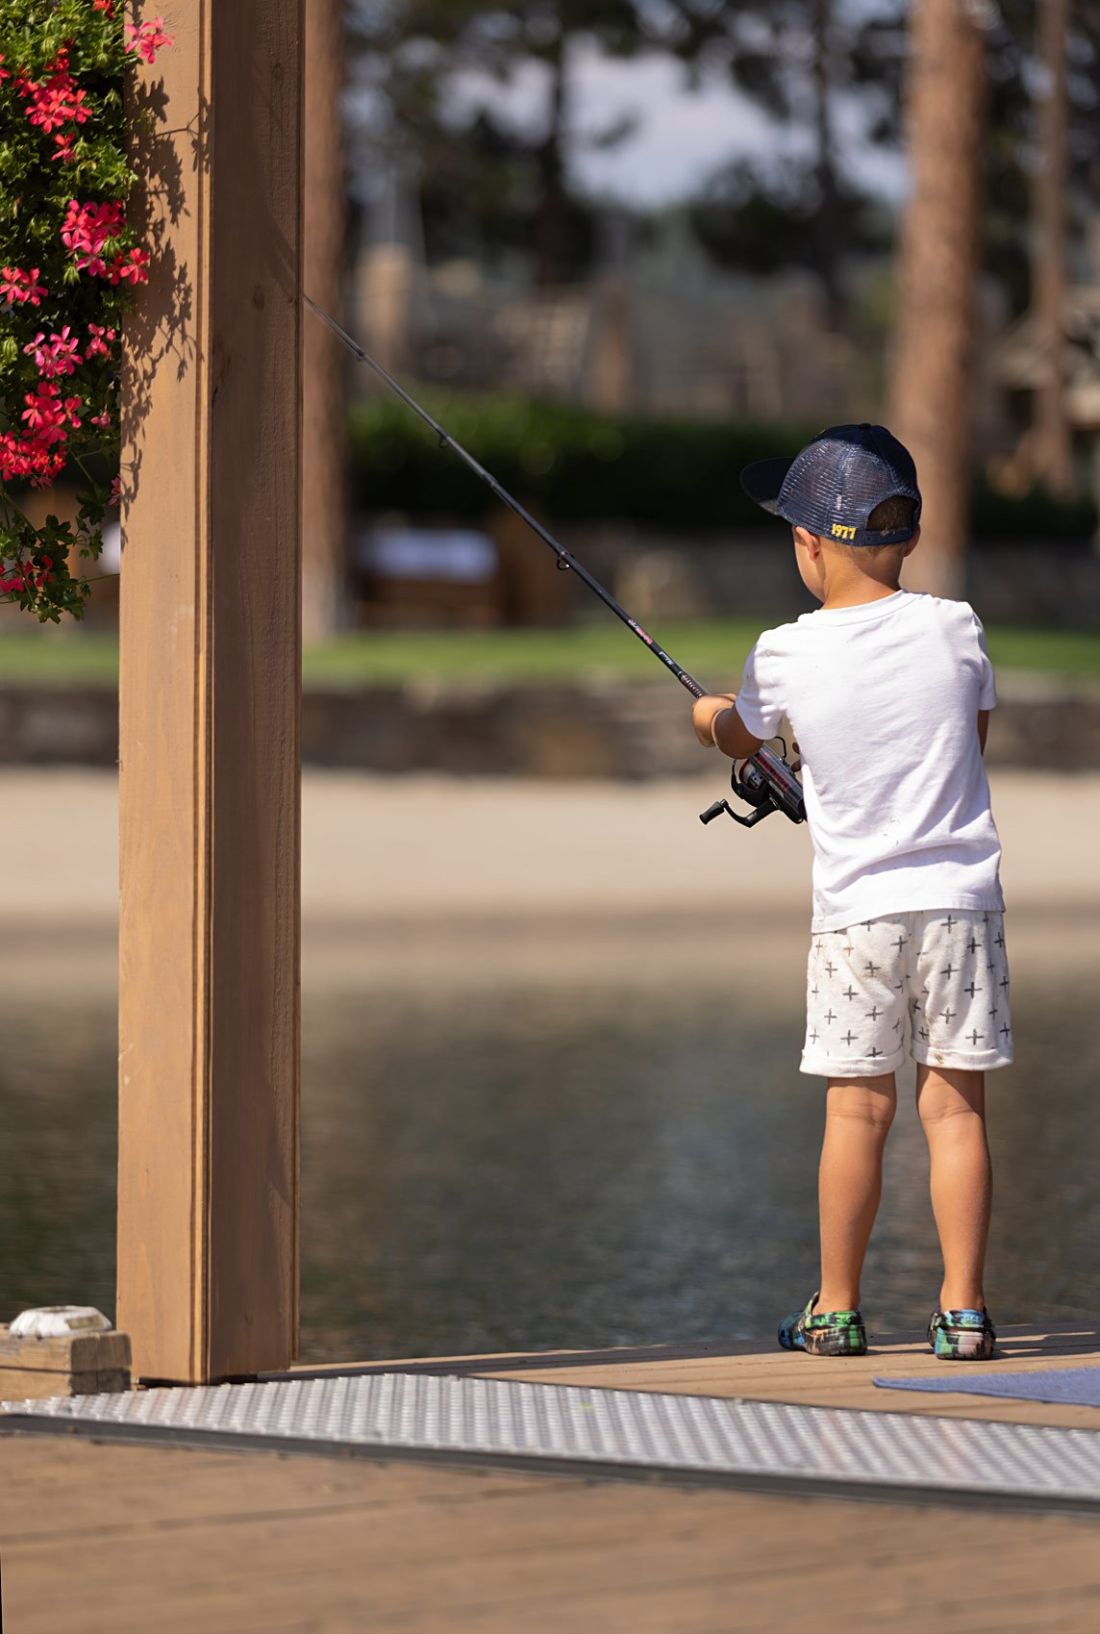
4, 1372, 1100, 1513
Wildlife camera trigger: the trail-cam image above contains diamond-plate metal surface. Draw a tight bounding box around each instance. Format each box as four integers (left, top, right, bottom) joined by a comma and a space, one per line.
4, 1373, 1099, 1506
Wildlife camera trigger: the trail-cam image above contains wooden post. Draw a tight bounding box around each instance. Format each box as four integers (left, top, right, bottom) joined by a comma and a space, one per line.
302, 0, 349, 643
117, 0, 304, 1383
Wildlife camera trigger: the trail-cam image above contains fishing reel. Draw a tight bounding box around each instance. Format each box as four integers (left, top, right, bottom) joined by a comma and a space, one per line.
699, 739, 806, 831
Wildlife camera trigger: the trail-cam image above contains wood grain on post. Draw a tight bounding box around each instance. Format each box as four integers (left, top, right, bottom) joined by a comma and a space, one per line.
889, 0, 986, 598
117, 0, 304, 1383
302, 0, 348, 643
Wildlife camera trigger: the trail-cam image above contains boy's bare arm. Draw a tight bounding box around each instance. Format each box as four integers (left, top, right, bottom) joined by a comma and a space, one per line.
696, 702, 986, 764
700, 706, 988, 760
692, 693, 765, 760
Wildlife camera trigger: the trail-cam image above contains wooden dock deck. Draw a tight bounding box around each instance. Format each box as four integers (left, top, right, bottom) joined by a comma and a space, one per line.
3, 1326, 1099, 1633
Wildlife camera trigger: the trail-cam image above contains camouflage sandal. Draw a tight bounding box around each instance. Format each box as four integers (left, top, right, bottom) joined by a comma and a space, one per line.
778, 1293, 867, 1357
928, 1308, 996, 1361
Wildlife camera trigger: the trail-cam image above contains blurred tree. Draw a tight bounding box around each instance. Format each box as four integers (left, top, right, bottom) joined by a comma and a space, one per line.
970, 0, 1100, 319
851, 0, 1100, 318
689, 1, 1100, 329
413, 108, 599, 280
682, 0, 896, 326
303, 0, 350, 641
350, 1, 716, 284
687, 161, 889, 321
887, 0, 1094, 578
889, 0, 987, 599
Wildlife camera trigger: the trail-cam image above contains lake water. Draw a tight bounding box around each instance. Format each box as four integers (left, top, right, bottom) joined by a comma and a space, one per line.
2, 936, 1097, 1364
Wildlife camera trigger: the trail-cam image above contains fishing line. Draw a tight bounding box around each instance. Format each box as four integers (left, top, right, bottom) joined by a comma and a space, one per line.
304, 294, 805, 832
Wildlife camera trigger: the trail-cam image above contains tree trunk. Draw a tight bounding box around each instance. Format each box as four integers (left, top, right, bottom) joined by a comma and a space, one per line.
810, 0, 844, 329
302, 0, 349, 642
1031, 0, 1073, 497
889, 0, 986, 598
534, 40, 570, 288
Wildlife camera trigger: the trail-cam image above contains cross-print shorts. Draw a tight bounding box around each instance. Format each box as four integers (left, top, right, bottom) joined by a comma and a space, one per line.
801, 910, 1013, 1078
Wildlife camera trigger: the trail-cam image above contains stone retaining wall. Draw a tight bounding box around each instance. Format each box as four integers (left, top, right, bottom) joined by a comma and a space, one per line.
1, 677, 1097, 775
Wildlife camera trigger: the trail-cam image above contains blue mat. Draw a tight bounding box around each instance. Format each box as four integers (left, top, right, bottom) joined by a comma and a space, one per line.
874, 1367, 1100, 1407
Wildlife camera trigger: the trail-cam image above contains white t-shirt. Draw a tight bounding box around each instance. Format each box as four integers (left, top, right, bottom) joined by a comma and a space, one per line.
736, 590, 1004, 933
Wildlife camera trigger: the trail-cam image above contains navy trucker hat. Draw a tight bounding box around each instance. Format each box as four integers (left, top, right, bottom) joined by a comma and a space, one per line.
740, 423, 922, 547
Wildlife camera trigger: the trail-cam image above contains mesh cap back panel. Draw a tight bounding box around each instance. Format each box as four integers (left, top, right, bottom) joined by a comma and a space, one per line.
743, 424, 922, 547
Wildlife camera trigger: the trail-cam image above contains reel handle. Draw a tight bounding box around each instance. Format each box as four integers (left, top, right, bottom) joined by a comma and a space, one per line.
699, 797, 777, 829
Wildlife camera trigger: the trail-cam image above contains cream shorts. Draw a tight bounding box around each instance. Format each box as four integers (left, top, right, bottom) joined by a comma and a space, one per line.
801, 909, 1013, 1078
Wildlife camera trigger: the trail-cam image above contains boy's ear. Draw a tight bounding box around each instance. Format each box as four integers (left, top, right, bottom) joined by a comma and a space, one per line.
901, 524, 921, 557
793, 524, 822, 556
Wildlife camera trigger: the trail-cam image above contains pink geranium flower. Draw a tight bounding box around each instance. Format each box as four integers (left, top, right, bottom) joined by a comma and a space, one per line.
109, 247, 150, 285
58, 201, 133, 281
85, 323, 119, 359
62, 199, 124, 256
18, 385, 82, 449
20, 58, 91, 134
21, 383, 66, 440
21, 382, 62, 428
1, 266, 47, 306
2, 376, 78, 485
23, 327, 83, 378
125, 18, 175, 65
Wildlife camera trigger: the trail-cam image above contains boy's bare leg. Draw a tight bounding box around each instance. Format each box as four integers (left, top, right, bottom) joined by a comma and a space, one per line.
916, 1065, 991, 1312
817, 1074, 897, 1312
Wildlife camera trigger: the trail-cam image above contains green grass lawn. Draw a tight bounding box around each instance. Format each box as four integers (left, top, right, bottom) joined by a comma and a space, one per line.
1, 619, 1098, 686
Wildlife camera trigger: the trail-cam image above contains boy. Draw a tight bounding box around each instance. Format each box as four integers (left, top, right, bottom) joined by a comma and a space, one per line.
692, 424, 1008, 1362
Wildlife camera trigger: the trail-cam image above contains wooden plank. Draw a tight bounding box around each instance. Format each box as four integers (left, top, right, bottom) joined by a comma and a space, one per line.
0, 1328, 131, 1376
279, 1326, 1100, 1432
3, 1436, 1100, 1634
0, 1324, 131, 1398
476, 1326, 1100, 1431
0, 1368, 129, 1400
117, 0, 304, 1382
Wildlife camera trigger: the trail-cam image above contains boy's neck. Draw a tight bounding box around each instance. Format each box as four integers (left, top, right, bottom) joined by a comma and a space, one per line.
820, 559, 903, 611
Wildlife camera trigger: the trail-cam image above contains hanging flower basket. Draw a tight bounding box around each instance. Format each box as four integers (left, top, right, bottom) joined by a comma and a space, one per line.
0, 1, 171, 621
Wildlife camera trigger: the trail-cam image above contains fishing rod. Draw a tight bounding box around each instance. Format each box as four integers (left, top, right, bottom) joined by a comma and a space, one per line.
304, 294, 805, 833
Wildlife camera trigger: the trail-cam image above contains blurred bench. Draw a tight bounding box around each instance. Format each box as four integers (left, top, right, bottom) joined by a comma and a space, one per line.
353, 508, 572, 628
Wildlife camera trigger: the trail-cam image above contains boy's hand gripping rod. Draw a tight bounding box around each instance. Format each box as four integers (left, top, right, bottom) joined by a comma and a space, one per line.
305, 296, 805, 832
